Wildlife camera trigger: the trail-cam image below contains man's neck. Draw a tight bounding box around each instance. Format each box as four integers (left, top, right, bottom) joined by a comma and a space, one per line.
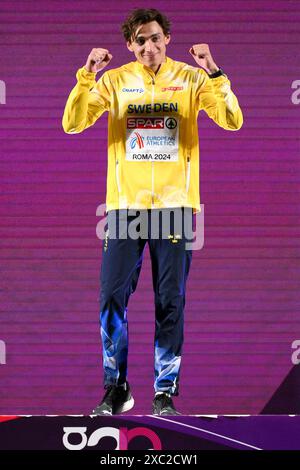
141, 57, 167, 75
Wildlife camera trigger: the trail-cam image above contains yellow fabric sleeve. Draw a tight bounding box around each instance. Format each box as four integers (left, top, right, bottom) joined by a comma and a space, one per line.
196, 70, 243, 131
62, 66, 111, 134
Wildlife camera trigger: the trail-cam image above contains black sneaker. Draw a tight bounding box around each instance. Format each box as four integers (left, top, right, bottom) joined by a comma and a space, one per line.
91, 382, 134, 416
152, 393, 181, 416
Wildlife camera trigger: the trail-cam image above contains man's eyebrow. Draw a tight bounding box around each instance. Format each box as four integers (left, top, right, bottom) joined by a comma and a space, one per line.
135, 33, 161, 39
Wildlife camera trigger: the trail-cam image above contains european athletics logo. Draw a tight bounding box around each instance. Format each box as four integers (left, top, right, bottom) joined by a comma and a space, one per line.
130, 131, 144, 149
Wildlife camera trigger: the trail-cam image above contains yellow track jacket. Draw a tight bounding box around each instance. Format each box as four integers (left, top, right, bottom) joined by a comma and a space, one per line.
62, 56, 243, 213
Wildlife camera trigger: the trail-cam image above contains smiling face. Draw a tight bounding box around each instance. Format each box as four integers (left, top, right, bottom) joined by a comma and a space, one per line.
127, 21, 171, 72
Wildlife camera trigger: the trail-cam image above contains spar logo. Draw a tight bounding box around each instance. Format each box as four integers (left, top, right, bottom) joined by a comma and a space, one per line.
63, 426, 162, 450
165, 117, 177, 129
130, 131, 144, 149
127, 117, 177, 131
127, 117, 164, 129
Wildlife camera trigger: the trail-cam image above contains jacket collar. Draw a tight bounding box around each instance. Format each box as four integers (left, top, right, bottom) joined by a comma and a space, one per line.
135, 56, 171, 81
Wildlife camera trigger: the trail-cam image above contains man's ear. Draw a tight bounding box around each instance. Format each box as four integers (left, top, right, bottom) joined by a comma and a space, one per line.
165, 34, 171, 45
127, 41, 134, 52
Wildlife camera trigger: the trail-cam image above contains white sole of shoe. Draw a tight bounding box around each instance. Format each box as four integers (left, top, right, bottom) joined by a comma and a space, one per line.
152, 410, 181, 416
116, 396, 135, 414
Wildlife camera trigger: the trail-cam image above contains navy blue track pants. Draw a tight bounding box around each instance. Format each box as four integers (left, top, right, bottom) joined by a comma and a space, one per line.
99, 207, 193, 396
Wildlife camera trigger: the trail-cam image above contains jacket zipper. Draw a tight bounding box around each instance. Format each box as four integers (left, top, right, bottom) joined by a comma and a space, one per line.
151, 76, 155, 206
115, 159, 121, 194
185, 156, 191, 193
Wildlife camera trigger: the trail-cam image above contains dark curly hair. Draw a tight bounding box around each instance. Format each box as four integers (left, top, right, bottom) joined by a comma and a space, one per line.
121, 8, 171, 43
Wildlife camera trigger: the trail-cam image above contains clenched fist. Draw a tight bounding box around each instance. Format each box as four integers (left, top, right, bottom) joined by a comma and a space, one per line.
189, 44, 219, 74
84, 48, 113, 73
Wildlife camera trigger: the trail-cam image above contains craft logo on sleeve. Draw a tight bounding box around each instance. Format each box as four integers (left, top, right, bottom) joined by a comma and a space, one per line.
122, 87, 145, 93
0, 340, 6, 364
0, 80, 6, 104
291, 80, 300, 104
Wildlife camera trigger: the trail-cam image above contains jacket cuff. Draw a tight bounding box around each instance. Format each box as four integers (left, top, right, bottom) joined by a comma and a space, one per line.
208, 68, 227, 79
209, 74, 229, 86
76, 66, 97, 87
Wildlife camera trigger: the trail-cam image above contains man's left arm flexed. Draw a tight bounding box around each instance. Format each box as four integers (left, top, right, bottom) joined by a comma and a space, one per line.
190, 43, 243, 130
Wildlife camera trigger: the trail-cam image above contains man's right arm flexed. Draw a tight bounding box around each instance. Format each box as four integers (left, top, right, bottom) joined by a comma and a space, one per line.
62, 48, 113, 134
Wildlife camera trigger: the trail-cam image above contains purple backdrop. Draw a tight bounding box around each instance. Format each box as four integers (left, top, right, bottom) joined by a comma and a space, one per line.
0, 0, 300, 415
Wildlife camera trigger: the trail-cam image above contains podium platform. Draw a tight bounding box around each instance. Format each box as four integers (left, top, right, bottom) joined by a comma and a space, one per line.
0, 415, 300, 450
